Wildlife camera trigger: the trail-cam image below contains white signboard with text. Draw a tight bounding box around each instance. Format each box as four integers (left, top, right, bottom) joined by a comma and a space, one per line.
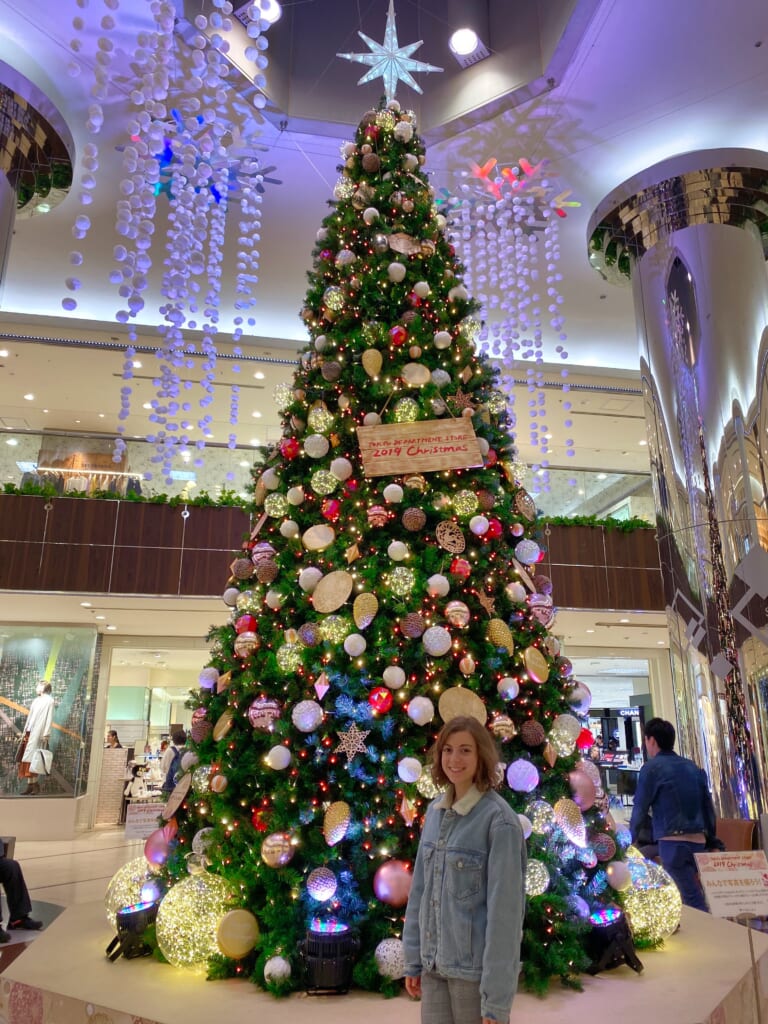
124, 801, 164, 839
695, 850, 768, 917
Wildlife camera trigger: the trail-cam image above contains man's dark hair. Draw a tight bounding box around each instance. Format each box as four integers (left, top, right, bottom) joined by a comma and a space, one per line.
644, 717, 675, 751
171, 729, 187, 746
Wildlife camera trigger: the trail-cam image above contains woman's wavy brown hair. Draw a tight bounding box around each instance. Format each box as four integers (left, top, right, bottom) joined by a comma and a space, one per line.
430, 716, 501, 792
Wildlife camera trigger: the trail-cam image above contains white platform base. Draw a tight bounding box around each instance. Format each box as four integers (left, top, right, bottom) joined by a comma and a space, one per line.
3, 902, 768, 1024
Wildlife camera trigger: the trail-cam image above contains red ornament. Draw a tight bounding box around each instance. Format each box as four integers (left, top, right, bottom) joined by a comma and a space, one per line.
322, 498, 341, 521
344, 479, 359, 495
366, 125, 380, 141
235, 614, 257, 634
484, 518, 503, 539
408, 291, 423, 307
280, 437, 300, 460
251, 809, 270, 832
485, 448, 498, 466
319, 249, 333, 261
450, 557, 472, 578
576, 728, 595, 751
368, 686, 394, 713
389, 325, 408, 347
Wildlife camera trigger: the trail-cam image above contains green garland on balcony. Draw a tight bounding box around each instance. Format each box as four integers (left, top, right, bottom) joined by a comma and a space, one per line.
541, 514, 653, 533
1, 481, 248, 508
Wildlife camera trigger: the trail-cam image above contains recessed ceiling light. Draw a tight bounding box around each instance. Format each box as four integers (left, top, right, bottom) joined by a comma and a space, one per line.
259, 0, 282, 24
80, 601, 92, 608
75, 419, 81, 424
638, 439, 647, 446
619, 618, 630, 623
142, 402, 152, 410
5, 438, 18, 446
239, 460, 250, 468
597, 473, 607, 480
99, 413, 105, 418
95, 615, 105, 620
250, 438, 261, 446
23, 393, 34, 401
657, 640, 665, 645
449, 27, 479, 55
0, 349, 8, 357
586, 628, 595, 634
132, 360, 142, 369
43, 408, 49, 413
254, 371, 265, 380
36, 202, 51, 213
544, 433, 552, 440
106, 625, 117, 631
252, 411, 262, 418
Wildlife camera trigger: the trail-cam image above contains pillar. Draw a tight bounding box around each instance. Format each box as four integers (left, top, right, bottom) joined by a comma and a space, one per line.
588, 149, 768, 819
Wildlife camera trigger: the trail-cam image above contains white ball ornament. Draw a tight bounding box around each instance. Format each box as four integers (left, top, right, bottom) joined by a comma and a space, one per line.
448, 284, 469, 302
279, 520, 299, 539
363, 207, 379, 225
330, 457, 353, 481
413, 280, 431, 298
344, 633, 367, 657
341, 142, 356, 158
264, 955, 292, 983
470, 515, 490, 536
336, 248, 356, 266
505, 581, 528, 603
498, 676, 520, 700
287, 486, 305, 506
393, 121, 413, 142
436, 214, 447, 230
403, 153, 419, 171
388, 262, 406, 283
181, 751, 198, 772
422, 625, 452, 656
433, 330, 452, 349
304, 434, 330, 458
427, 573, 450, 597
266, 745, 292, 770
388, 540, 408, 561
518, 814, 533, 839
316, 228, 328, 243
363, 412, 382, 426
261, 467, 280, 490
375, 937, 405, 979
607, 861, 633, 891
398, 757, 422, 783
383, 483, 404, 503
299, 567, 323, 593
223, 587, 239, 606
314, 334, 328, 352
265, 589, 283, 610
477, 437, 490, 456
383, 665, 406, 689
407, 695, 435, 725
292, 700, 324, 733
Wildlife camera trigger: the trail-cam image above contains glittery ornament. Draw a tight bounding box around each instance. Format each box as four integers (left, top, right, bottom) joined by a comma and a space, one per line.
248, 697, 282, 731
525, 860, 550, 896
292, 699, 324, 732
402, 507, 427, 531
593, 833, 617, 862
388, 566, 415, 596
323, 802, 351, 846
422, 625, 452, 657
232, 558, 254, 580
252, 542, 277, 566
453, 489, 479, 517
307, 402, 334, 434
506, 759, 539, 792
319, 615, 351, 643
311, 470, 338, 496
401, 612, 425, 637
520, 720, 546, 747
487, 618, 515, 654
304, 433, 330, 458
276, 643, 302, 672
234, 631, 260, 658
353, 592, 379, 629
445, 600, 470, 627
368, 686, 393, 713
393, 397, 420, 422
514, 538, 541, 564
367, 505, 389, 527
450, 557, 471, 578
256, 560, 279, 584
490, 714, 516, 740
264, 493, 289, 518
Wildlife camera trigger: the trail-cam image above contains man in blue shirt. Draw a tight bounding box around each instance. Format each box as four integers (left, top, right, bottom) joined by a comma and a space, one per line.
629, 717, 716, 912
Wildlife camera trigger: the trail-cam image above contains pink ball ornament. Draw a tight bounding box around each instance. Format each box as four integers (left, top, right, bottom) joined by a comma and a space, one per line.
484, 518, 503, 539
506, 759, 539, 793
235, 614, 257, 634
510, 522, 525, 537
450, 557, 471, 578
373, 860, 413, 907
144, 822, 177, 867
576, 728, 595, 751
322, 498, 341, 521
569, 770, 597, 811
280, 437, 300, 460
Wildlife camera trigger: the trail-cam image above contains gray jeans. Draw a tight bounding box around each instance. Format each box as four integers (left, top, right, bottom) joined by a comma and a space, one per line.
421, 971, 482, 1024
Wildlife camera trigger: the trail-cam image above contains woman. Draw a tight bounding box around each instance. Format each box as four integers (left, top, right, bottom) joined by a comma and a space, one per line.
19, 681, 54, 796
403, 716, 527, 1024
105, 730, 122, 748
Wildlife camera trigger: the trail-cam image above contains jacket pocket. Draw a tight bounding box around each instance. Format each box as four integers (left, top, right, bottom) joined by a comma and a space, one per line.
446, 851, 482, 901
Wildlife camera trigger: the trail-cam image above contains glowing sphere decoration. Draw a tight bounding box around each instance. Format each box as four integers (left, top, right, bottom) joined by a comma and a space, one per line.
622, 860, 683, 943
375, 937, 405, 979
307, 867, 337, 901
216, 909, 260, 959
506, 759, 539, 793
369, 686, 393, 713
276, 643, 302, 672
389, 566, 416, 596
264, 493, 289, 518
104, 857, 160, 929
373, 860, 413, 907
453, 489, 479, 516
416, 765, 442, 799
320, 615, 351, 643
155, 874, 234, 970
191, 765, 213, 795
264, 955, 292, 982
525, 860, 550, 896
311, 470, 338, 496
393, 397, 420, 422
526, 799, 556, 835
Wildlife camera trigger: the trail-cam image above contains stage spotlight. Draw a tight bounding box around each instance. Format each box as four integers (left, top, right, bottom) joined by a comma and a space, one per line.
106, 900, 158, 962
584, 906, 644, 975
299, 917, 360, 994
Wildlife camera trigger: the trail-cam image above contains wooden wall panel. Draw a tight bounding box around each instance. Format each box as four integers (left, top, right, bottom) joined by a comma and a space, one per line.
0, 540, 45, 589
0, 495, 48, 541
44, 499, 118, 546
37, 542, 114, 593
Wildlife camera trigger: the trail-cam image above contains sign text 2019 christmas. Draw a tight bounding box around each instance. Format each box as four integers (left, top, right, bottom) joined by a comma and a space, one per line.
356, 419, 484, 477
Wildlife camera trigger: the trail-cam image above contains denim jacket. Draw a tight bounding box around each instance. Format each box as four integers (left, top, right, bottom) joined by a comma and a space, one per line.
629, 750, 716, 842
402, 786, 526, 1022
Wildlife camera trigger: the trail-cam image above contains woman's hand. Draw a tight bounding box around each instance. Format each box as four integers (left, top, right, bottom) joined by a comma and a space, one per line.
404, 975, 421, 999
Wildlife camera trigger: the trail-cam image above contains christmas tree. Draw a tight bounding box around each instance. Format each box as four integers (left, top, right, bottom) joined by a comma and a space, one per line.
132, 100, 682, 996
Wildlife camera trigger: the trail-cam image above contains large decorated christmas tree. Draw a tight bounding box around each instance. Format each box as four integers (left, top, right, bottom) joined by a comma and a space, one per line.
113, 97, 682, 996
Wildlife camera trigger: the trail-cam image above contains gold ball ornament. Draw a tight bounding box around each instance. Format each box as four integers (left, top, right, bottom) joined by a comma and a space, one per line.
487, 619, 515, 654
323, 801, 351, 846
216, 909, 260, 959
156, 874, 234, 970
621, 861, 682, 943
353, 592, 379, 629
523, 646, 549, 682
212, 708, 234, 741
438, 686, 487, 724
554, 797, 587, 847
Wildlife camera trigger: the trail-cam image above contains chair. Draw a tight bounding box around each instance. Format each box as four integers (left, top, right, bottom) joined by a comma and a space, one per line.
715, 817, 756, 851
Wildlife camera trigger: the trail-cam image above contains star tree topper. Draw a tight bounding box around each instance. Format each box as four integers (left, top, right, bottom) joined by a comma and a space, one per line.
337, 0, 443, 102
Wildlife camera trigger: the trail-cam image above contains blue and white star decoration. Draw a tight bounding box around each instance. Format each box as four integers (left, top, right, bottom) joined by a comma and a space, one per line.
337, 0, 443, 102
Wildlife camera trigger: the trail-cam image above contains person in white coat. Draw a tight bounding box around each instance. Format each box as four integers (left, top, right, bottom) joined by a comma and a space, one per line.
19, 681, 54, 795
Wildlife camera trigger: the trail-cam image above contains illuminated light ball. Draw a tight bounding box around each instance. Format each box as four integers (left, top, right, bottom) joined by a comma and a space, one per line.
450, 558, 472, 578
235, 613, 257, 634
433, 330, 452, 349
304, 433, 330, 458
222, 587, 240, 607
287, 485, 305, 505
310, 470, 338, 496
550, 727, 576, 758
388, 262, 407, 283
333, 177, 354, 200
568, 681, 593, 715
280, 437, 300, 460
525, 860, 550, 896
383, 665, 406, 690
375, 108, 397, 130
388, 566, 416, 596
307, 867, 337, 902
344, 633, 367, 657
291, 699, 324, 732
393, 397, 420, 423
469, 515, 490, 536
236, 590, 259, 613
307, 403, 335, 433
453, 489, 479, 516
413, 280, 431, 299
320, 615, 351, 643
552, 714, 582, 741
322, 499, 341, 521
383, 483, 404, 503
517, 814, 533, 839
192, 828, 215, 856
388, 540, 409, 561
266, 588, 284, 610
416, 764, 442, 798
422, 625, 452, 657
330, 457, 353, 481
191, 765, 213, 795
554, 798, 587, 847
276, 643, 302, 672
261, 832, 295, 867
216, 908, 259, 959
264, 493, 289, 518
606, 861, 633, 891
526, 799, 556, 834
569, 770, 597, 811
407, 695, 435, 726
498, 676, 519, 699
576, 727, 595, 751
397, 756, 422, 782
266, 745, 291, 770
373, 860, 412, 907
369, 686, 393, 713
279, 520, 299, 540
264, 955, 292, 983
506, 759, 539, 793
427, 573, 450, 597
155, 874, 234, 970
199, 667, 219, 691
458, 317, 481, 341
487, 391, 507, 415
104, 857, 159, 928
514, 539, 540, 564
375, 937, 405, 979
484, 518, 503, 539
622, 861, 682, 944
144, 825, 177, 868
273, 382, 294, 410
505, 581, 527, 603
299, 567, 323, 593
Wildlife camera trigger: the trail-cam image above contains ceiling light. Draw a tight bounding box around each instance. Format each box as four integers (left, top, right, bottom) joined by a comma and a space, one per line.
586, 628, 595, 634
619, 618, 630, 623
597, 473, 607, 480
142, 402, 152, 410
132, 360, 142, 369
657, 640, 665, 645
254, 371, 265, 380
99, 413, 105, 418
239, 460, 250, 467
106, 625, 117, 631
80, 602, 92, 608
252, 411, 262, 418
5, 438, 18, 446
95, 615, 105, 620
250, 437, 261, 446
43, 409, 49, 413
449, 27, 479, 55
23, 393, 34, 401
0, 349, 8, 357
256, 0, 281, 25
638, 439, 648, 446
